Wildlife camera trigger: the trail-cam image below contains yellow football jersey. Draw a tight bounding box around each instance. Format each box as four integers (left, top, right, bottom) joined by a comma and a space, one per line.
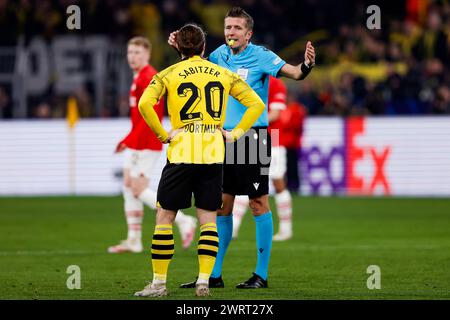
139, 55, 264, 164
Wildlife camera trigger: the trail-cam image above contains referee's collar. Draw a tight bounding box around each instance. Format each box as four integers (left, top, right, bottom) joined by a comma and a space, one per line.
227, 42, 253, 57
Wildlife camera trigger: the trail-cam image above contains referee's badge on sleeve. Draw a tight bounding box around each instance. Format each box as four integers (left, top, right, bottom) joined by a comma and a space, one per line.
237, 68, 249, 80
273, 57, 282, 65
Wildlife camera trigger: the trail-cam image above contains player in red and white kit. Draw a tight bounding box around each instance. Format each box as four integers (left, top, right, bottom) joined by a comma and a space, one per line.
232, 76, 293, 240
108, 37, 197, 253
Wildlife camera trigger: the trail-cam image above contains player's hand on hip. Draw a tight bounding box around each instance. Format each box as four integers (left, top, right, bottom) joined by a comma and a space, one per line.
304, 41, 316, 67
220, 128, 235, 143
164, 128, 183, 144
115, 142, 126, 153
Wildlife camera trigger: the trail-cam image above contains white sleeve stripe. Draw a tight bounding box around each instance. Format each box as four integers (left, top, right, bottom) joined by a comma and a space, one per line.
269, 102, 287, 110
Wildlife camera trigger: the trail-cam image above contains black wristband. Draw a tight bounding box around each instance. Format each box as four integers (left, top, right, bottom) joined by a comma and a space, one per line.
299, 62, 313, 80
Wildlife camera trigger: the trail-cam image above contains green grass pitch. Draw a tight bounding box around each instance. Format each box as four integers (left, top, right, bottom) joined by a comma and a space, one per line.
0, 196, 449, 300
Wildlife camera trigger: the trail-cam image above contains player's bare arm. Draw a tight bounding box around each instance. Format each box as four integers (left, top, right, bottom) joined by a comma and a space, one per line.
114, 142, 127, 153
279, 41, 316, 80
268, 109, 281, 123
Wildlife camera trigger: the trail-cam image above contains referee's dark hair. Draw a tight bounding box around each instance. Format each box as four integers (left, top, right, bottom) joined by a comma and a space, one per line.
225, 7, 254, 31
176, 24, 206, 58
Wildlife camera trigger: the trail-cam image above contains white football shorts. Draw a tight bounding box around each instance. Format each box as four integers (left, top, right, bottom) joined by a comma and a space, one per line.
124, 149, 162, 179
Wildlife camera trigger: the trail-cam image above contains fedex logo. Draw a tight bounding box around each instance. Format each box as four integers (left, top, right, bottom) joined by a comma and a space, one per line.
301, 117, 391, 195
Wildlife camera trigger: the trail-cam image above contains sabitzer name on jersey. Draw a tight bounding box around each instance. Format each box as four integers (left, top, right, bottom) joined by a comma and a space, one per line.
179, 66, 220, 79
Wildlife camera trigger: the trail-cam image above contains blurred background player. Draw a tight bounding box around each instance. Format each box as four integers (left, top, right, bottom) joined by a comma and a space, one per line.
108, 36, 197, 254
134, 24, 264, 297
232, 76, 294, 241
282, 92, 306, 193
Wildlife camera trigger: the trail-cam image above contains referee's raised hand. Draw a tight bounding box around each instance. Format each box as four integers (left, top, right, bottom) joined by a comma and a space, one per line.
304, 41, 316, 66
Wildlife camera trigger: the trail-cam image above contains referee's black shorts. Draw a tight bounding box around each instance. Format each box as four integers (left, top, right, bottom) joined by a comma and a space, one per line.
222, 127, 271, 199
157, 161, 223, 212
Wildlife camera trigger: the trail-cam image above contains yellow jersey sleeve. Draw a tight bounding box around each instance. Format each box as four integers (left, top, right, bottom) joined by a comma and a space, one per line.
138, 75, 169, 143
228, 76, 265, 140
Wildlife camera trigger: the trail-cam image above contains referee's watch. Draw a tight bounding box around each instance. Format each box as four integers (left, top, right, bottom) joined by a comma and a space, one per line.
300, 61, 314, 80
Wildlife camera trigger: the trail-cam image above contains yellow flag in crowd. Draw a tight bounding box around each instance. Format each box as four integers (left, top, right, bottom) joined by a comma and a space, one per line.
66, 96, 80, 129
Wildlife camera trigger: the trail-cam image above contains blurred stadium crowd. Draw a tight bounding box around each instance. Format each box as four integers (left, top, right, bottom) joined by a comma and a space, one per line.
0, 0, 449, 118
